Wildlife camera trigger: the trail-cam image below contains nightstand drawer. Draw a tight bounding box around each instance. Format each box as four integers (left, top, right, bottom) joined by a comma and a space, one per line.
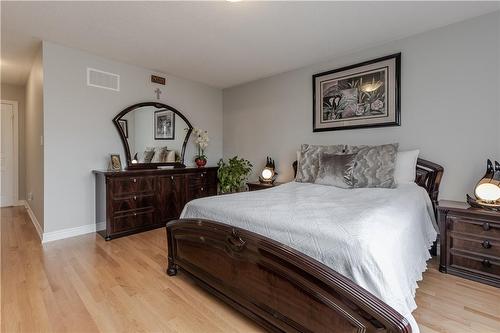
449, 250, 500, 278
449, 216, 500, 238
450, 232, 500, 258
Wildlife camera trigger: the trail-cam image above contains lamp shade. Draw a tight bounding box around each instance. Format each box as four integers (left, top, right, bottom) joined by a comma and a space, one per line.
261, 167, 273, 180
475, 183, 500, 202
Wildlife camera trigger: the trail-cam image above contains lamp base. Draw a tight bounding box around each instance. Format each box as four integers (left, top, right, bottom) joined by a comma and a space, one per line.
466, 194, 500, 211
259, 175, 277, 184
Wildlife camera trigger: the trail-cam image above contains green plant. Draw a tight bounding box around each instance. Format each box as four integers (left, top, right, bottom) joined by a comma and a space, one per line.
217, 156, 253, 194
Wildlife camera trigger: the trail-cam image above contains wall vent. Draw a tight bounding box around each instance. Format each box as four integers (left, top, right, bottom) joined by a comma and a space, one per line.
87, 67, 120, 91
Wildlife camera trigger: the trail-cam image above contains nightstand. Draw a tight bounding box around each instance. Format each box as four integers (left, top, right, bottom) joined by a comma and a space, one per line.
437, 200, 500, 287
246, 182, 283, 191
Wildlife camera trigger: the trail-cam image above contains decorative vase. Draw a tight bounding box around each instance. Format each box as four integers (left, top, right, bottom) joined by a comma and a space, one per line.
195, 157, 207, 168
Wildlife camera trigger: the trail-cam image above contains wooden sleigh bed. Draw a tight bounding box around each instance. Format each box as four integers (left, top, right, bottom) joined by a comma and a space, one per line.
166, 158, 444, 333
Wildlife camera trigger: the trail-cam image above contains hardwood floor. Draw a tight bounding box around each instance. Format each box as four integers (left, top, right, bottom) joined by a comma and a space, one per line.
2, 206, 500, 333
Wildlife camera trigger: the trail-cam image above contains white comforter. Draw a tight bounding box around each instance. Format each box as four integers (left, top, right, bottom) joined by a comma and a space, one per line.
181, 181, 437, 332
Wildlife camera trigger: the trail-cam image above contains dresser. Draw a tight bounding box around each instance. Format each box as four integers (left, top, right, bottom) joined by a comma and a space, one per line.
93, 167, 217, 240
438, 200, 500, 287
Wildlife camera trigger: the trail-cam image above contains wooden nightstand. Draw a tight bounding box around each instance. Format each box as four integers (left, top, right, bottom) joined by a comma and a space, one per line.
246, 182, 283, 191
437, 200, 500, 287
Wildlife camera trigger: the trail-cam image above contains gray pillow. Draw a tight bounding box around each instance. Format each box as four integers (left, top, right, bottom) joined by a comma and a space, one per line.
143, 148, 155, 163
296, 144, 347, 183
315, 153, 356, 188
351, 143, 399, 188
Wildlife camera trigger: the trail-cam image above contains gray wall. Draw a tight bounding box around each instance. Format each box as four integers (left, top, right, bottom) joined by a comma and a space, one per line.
25, 48, 44, 226
42, 41, 223, 233
0, 83, 26, 200
223, 12, 500, 201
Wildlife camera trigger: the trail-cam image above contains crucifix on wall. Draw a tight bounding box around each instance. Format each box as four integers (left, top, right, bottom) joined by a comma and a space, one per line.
154, 88, 162, 100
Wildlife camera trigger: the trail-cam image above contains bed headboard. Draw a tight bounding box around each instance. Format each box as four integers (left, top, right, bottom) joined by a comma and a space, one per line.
292, 158, 444, 215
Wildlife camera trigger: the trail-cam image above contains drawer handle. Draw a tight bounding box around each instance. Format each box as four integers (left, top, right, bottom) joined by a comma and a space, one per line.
133, 196, 137, 201
483, 222, 490, 231
200, 173, 204, 177
482, 259, 492, 268
133, 213, 137, 216
133, 178, 137, 183
482, 240, 492, 249
200, 187, 204, 191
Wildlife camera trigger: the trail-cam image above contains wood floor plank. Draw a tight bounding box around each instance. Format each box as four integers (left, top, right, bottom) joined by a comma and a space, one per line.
2, 206, 499, 333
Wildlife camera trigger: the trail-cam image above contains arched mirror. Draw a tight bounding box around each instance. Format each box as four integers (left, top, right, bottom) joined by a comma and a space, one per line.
113, 102, 193, 169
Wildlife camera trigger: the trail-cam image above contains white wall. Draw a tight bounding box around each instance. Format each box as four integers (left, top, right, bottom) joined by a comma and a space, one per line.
223, 12, 500, 201
25, 48, 44, 226
43, 41, 223, 233
1, 83, 26, 200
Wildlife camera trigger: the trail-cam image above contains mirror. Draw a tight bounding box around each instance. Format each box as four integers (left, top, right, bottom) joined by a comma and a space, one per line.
113, 102, 193, 169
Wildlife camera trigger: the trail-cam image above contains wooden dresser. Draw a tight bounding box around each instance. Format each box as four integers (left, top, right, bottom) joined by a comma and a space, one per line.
438, 200, 500, 287
93, 167, 217, 240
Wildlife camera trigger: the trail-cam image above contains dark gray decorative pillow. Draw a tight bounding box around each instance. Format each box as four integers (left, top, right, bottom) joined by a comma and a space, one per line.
351, 143, 399, 188
296, 144, 347, 183
315, 153, 356, 188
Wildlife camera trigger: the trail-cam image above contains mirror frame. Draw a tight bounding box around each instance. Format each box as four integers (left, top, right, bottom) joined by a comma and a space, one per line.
113, 102, 193, 169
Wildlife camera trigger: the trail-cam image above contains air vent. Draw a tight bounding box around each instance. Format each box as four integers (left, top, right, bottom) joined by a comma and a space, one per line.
87, 67, 120, 91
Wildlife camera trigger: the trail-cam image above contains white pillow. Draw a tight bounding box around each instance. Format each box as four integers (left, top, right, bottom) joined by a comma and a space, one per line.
394, 149, 420, 184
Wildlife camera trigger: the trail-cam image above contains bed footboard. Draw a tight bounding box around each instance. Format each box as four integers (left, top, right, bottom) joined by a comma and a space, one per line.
167, 219, 411, 333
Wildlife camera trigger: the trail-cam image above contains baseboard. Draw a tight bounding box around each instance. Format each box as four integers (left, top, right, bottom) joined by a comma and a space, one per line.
23, 201, 43, 241
14, 200, 26, 207
22, 200, 97, 243
42, 223, 96, 243
96, 221, 106, 231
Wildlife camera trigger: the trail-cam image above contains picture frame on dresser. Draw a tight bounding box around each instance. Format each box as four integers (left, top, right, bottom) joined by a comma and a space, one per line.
438, 200, 500, 288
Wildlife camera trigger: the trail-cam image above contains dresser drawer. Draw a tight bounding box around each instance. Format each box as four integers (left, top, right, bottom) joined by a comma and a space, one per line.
188, 173, 209, 187
110, 176, 155, 196
449, 216, 500, 238
449, 250, 500, 278
450, 232, 500, 258
112, 193, 155, 214
112, 209, 155, 233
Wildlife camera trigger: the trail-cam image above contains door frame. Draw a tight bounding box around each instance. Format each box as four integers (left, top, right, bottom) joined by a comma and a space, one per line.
1, 100, 19, 207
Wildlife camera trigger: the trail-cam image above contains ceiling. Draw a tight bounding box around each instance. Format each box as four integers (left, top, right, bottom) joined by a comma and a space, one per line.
1, 1, 499, 88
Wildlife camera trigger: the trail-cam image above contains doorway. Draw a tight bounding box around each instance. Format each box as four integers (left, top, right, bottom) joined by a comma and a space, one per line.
0, 100, 19, 207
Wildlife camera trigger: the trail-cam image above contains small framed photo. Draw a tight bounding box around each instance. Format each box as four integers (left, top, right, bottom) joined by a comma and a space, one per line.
313, 53, 401, 132
118, 119, 128, 138
154, 109, 175, 140
109, 154, 122, 171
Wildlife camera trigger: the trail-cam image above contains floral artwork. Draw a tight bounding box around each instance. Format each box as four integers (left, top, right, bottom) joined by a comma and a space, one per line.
313, 53, 400, 131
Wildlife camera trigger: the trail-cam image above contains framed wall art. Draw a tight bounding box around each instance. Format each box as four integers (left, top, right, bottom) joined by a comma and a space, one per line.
313, 53, 401, 132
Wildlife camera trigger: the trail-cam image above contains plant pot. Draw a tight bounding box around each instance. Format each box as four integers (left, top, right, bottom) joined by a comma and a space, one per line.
195, 158, 207, 168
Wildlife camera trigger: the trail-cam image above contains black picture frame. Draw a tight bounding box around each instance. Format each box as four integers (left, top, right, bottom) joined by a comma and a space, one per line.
154, 109, 175, 140
312, 53, 401, 132
118, 119, 128, 138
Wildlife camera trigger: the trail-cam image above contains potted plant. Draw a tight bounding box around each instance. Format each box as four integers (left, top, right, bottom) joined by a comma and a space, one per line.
217, 156, 253, 194
193, 128, 209, 168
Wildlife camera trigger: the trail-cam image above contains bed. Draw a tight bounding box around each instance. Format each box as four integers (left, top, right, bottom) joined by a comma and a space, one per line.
166, 158, 443, 333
